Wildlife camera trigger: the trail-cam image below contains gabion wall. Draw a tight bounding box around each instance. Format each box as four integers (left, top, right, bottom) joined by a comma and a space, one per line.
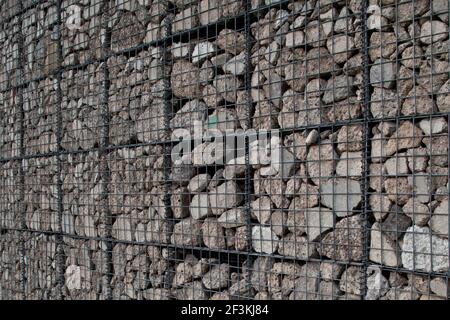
0, 0, 449, 300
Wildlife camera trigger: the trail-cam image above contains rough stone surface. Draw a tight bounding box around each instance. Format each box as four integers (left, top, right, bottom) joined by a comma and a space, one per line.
320, 179, 362, 216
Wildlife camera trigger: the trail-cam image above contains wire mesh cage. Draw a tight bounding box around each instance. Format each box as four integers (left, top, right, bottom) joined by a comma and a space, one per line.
0, 0, 449, 300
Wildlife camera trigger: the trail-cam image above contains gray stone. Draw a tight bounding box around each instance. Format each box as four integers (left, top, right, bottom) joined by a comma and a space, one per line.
385, 121, 423, 156
370, 58, 396, 89
188, 173, 210, 193
285, 30, 304, 48
322, 75, 354, 104
430, 277, 449, 297
171, 60, 203, 98
173, 6, 198, 33
430, 200, 449, 238
202, 264, 230, 290
408, 173, 432, 204
406, 148, 428, 173
251, 196, 273, 225
403, 198, 431, 227
370, 194, 392, 221
339, 266, 364, 295
326, 35, 355, 64
202, 218, 227, 249
209, 181, 243, 215
369, 222, 402, 267
320, 178, 362, 216
277, 233, 317, 259
420, 20, 448, 45
303, 207, 334, 242
370, 88, 398, 119
306, 141, 337, 185
384, 153, 409, 176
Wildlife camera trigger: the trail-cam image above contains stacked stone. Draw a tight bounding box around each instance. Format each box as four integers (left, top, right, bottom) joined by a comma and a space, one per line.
23, 157, 59, 233
21, 3, 59, 81
23, 80, 59, 156
0, 162, 23, 299
0, 161, 23, 230
248, 258, 366, 300
111, 244, 174, 300
0, 0, 22, 22
171, 257, 253, 300
249, 126, 364, 262
62, 236, 108, 300
368, 119, 449, 273
0, 230, 22, 300
252, 1, 364, 130
1, 0, 450, 301
108, 146, 169, 244
363, 266, 449, 300
60, 64, 103, 152
22, 234, 60, 299
169, 30, 249, 139
60, 151, 102, 239
368, 0, 449, 118
0, 11, 21, 91
110, 0, 169, 53
171, 0, 244, 34
108, 48, 169, 146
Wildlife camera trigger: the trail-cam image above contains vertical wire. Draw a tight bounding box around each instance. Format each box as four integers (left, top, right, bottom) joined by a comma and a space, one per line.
361, 0, 371, 299
162, 9, 173, 292
244, 0, 254, 300
15, 0, 26, 300
55, 0, 65, 300
99, 1, 112, 300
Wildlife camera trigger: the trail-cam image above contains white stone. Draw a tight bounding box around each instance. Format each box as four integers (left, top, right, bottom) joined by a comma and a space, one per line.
336, 151, 363, 179
218, 207, 247, 228
384, 153, 409, 176
365, 267, 390, 300
419, 117, 448, 135
252, 225, 279, 254
190, 193, 211, 220
188, 173, 210, 193
65, 265, 81, 290
222, 52, 246, 75
192, 42, 216, 64
265, 41, 280, 65
367, 14, 388, 30
401, 226, 449, 272
112, 216, 133, 241
172, 42, 191, 58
